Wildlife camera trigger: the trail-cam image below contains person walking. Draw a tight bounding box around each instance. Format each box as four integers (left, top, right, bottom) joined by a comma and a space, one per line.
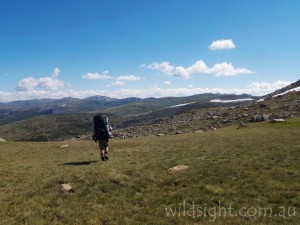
93, 114, 112, 161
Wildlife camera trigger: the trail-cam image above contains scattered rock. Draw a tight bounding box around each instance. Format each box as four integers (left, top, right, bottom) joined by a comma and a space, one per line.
168, 165, 189, 172
251, 115, 264, 122
262, 114, 270, 121
259, 103, 267, 108
60, 144, 69, 148
156, 133, 165, 137
61, 183, 74, 192
222, 118, 230, 124
237, 122, 248, 129
195, 130, 203, 133
271, 118, 286, 123
175, 131, 183, 135
0, 138, 6, 142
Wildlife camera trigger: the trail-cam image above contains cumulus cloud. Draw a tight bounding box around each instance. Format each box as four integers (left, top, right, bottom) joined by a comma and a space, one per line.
116, 75, 141, 81
146, 61, 175, 75
145, 60, 253, 78
249, 80, 291, 94
16, 68, 65, 91
51, 67, 61, 78
207, 62, 253, 76
1, 80, 292, 102
209, 39, 236, 50
111, 81, 125, 87
82, 71, 112, 80
164, 81, 171, 85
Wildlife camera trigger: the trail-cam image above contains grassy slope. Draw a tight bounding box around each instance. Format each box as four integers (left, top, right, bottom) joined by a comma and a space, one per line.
0, 119, 299, 225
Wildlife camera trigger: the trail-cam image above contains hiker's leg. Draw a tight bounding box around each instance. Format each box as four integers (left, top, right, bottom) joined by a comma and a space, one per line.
104, 140, 109, 159
98, 141, 105, 160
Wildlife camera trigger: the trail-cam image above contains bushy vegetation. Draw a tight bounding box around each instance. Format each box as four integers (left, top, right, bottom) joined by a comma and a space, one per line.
0, 119, 299, 224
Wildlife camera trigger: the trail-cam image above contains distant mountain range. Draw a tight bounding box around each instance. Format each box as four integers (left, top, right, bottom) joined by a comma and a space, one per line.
0, 79, 299, 141
0, 93, 255, 125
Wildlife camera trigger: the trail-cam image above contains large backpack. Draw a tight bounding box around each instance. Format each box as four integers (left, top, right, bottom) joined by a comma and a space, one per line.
93, 115, 109, 140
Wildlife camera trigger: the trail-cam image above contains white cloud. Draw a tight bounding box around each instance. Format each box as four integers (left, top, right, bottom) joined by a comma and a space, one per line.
16, 77, 64, 91
16, 68, 65, 91
209, 39, 236, 50
82, 71, 112, 80
164, 81, 171, 85
145, 60, 253, 78
16, 77, 39, 91
116, 75, 141, 81
51, 67, 61, 78
207, 62, 253, 76
146, 61, 175, 75
1, 80, 292, 102
249, 80, 291, 94
111, 81, 125, 87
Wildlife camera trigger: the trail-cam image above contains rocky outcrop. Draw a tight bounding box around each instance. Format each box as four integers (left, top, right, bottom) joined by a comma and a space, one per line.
109, 91, 299, 139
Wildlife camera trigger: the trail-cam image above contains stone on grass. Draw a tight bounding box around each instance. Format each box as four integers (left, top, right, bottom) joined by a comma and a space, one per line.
61, 183, 74, 192
168, 165, 189, 172
60, 144, 69, 148
0, 138, 6, 142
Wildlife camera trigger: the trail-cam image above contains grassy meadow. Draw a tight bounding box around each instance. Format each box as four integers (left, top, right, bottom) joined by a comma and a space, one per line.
0, 119, 299, 225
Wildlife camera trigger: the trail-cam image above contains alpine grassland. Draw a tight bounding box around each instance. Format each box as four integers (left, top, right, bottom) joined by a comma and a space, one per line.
0, 119, 299, 225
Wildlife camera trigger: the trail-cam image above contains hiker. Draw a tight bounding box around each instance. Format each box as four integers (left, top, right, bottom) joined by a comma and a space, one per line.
93, 114, 112, 161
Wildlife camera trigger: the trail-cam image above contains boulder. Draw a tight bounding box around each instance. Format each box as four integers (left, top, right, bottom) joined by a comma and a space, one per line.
251, 115, 264, 122
175, 131, 183, 135
168, 165, 189, 172
237, 122, 248, 129
60, 144, 69, 148
259, 103, 267, 108
0, 138, 6, 142
61, 183, 74, 192
262, 114, 270, 121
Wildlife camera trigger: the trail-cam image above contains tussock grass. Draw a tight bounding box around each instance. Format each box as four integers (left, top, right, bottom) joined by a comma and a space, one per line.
0, 119, 299, 224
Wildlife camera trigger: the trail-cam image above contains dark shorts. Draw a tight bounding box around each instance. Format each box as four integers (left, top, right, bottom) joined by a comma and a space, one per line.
98, 139, 109, 150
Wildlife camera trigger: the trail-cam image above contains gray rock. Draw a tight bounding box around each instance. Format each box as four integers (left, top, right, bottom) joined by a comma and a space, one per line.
237, 122, 248, 129
251, 115, 264, 122
262, 114, 270, 121
222, 119, 230, 124
0, 138, 6, 142
156, 133, 165, 137
175, 131, 183, 135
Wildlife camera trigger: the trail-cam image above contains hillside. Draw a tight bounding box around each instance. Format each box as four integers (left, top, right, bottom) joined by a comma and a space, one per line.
1, 88, 298, 142
0, 93, 254, 125
0, 119, 299, 224
0, 79, 299, 142
113, 90, 300, 139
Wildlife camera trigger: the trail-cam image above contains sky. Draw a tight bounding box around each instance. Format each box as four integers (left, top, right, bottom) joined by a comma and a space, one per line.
0, 0, 299, 102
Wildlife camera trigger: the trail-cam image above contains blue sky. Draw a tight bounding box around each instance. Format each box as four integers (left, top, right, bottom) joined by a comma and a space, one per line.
0, 0, 299, 102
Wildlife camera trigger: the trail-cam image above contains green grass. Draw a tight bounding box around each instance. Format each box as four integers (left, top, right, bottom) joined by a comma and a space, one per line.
0, 119, 299, 224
